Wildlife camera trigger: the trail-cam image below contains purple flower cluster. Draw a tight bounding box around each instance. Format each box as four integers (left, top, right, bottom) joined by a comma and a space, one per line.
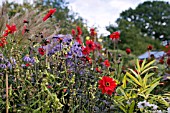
0, 54, 16, 69
23, 55, 35, 63
68, 41, 83, 58
44, 34, 83, 58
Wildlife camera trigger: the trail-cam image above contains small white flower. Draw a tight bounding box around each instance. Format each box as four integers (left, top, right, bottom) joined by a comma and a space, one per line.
150, 104, 158, 110
137, 101, 144, 109
144, 101, 151, 107
156, 110, 162, 113
167, 107, 170, 113
126, 100, 131, 105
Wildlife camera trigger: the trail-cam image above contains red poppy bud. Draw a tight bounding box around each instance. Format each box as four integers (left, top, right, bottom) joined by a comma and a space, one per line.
110, 31, 120, 40
147, 45, 153, 50
71, 29, 76, 36
167, 58, 170, 66
126, 48, 131, 54
104, 60, 110, 68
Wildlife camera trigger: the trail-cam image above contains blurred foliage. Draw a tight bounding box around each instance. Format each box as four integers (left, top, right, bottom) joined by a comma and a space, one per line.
105, 19, 161, 56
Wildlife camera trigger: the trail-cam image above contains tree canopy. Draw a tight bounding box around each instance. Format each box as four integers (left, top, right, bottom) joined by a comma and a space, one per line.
118, 1, 170, 40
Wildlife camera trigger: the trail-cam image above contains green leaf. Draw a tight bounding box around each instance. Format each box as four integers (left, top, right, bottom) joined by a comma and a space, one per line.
72, 105, 79, 113
33, 106, 42, 113
140, 66, 157, 75
146, 81, 159, 95
141, 59, 146, 71
126, 72, 141, 86
30, 100, 40, 108
143, 60, 156, 70
136, 59, 141, 73
143, 73, 154, 87
83, 106, 89, 113
118, 87, 128, 99
122, 75, 127, 89
150, 76, 161, 85
129, 69, 143, 86
158, 96, 169, 107
129, 100, 135, 113
114, 100, 127, 113
126, 78, 138, 87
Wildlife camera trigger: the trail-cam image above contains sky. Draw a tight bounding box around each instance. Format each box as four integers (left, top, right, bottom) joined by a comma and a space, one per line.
65, 0, 170, 36
1, 0, 169, 36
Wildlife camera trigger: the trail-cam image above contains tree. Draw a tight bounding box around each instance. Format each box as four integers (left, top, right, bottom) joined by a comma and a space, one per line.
117, 1, 170, 41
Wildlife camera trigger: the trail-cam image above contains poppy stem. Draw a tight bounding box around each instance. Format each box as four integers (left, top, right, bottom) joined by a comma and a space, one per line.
46, 46, 48, 66
5, 69, 8, 113
114, 41, 116, 61
148, 50, 151, 59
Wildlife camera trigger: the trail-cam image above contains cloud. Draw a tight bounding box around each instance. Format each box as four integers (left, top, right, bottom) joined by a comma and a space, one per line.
66, 0, 169, 36
66, 0, 142, 35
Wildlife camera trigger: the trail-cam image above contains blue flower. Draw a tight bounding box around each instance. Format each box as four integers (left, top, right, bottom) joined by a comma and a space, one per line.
23, 55, 31, 62
0, 64, 7, 69
30, 57, 36, 64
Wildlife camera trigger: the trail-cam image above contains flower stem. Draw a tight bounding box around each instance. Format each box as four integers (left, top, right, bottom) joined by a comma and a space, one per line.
5, 69, 8, 113
114, 41, 116, 62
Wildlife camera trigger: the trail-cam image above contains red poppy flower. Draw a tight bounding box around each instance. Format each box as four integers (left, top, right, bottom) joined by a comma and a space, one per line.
104, 59, 110, 68
76, 26, 82, 35
38, 48, 45, 56
98, 76, 117, 96
165, 45, 169, 48
6, 24, 17, 34
96, 67, 102, 73
43, 8, 56, 21
90, 28, 96, 36
22, 25, 27, 35
126, 48, 131, 54
166, 50, 170, 56
3, 24, 17, 37
71, 29, 76, 36
95, 43, 102, 50
3, 30, 9, 37
147, 45, 153, 50
82, 46, 90, 55
23, 19, 29, 23
139, 60, 143, 66
25, 63, 31, 67
134, 69, 139, 74
0, 37, 7, 47
76, 36, 82, 44
47, 85, 52, 89
86, 56, 92, 64
159, 58, 164, 64
45, 40, 50, 44
110, 31, 120, 40
167, 58, 170, 66
57, 38, 63, 43
86, 40, 96, 51
63, 88, 67, 93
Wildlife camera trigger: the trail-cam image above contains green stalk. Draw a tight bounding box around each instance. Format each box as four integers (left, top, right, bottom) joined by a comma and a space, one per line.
5, 69, 8, 113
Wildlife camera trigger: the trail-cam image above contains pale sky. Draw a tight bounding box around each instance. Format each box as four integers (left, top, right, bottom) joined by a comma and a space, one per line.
1, 0, 170, 36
